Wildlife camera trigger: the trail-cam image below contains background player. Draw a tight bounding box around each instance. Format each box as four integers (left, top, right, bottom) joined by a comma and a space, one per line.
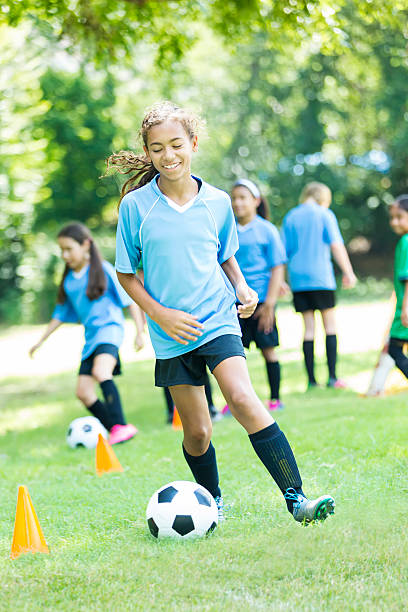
29, 222, 140, 444
282, 182, 357, 389
230, 178, 286, 410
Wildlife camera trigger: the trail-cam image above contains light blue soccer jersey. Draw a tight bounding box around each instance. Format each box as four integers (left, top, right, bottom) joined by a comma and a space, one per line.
281, 202, 343, 291
52, 261, 132, 359
115, 175, 241, 359
235, 215, 287, 302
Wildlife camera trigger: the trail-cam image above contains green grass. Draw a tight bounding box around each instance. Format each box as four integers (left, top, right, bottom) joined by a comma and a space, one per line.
0, 349, 407, 611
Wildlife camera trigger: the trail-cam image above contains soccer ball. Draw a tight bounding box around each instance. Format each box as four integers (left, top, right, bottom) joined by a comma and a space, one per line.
146, 480, 218, 539
66, 416, 108, 449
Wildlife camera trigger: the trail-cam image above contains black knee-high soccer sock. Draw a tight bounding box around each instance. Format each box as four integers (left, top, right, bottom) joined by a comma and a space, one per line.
100, 379, 126, 430
266, 361, 280, 400
182, 442, 221, 499
164, 387, 174, 419
388, 339, 408, 378
249, 422, 304, 513
87, 399, 111, 431
326, 334, 337, 380
303, 340, 316, 384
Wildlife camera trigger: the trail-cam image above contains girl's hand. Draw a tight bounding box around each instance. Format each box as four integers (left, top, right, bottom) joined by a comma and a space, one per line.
29, 343, 41, 358
155, 307, 204, 345
342, 272, 357, 289
401, 309, 408, 328
236, 282, 258, 318
134, 333, 145, 352
254, 303, 275, 333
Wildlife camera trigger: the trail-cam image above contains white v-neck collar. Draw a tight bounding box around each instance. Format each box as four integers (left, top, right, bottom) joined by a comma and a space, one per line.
164, 194, 198, 214
237, 217, 256, 232
72, 265, 89, 279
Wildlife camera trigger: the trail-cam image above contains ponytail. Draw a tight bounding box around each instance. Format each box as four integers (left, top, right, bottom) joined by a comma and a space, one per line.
105, 151, 159, 208
257, 197, 269, 220
57, 223, 106, 303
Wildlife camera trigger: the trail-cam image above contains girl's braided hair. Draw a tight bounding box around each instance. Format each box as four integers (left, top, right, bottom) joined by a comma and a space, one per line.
105, 101, 202, 208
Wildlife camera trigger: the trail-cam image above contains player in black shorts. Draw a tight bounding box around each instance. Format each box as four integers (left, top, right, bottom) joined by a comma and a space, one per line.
282, 182, 356, 388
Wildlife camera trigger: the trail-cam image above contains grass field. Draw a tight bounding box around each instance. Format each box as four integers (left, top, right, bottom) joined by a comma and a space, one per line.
1, 319, 408, 610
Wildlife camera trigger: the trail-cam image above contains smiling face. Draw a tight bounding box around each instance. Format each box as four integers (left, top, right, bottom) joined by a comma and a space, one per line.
144, 119, 198, 183
389, 203, 408, 236
58, 236, 90, 271
231, 186, 259, 224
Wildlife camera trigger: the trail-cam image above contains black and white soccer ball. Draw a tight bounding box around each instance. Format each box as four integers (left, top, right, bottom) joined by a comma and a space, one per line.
146, 480, 218, 539
66, 416, 108, 449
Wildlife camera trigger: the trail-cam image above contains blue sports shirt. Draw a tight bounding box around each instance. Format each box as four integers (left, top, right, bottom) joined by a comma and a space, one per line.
281, 202, 343, 291
115, 175, 241, 359
235, 215, 287, 302
52, 260, 132, 359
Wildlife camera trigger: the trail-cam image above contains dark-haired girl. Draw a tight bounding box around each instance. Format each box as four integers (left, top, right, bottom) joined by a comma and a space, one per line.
387, 195, 408, 376
29, 222, 140, 444
111, 101, 335, 525
230, 179, 286, 411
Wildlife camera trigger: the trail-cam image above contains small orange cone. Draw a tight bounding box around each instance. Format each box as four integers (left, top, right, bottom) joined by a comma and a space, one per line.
10, 485, 49, 560
172, 407, 183, 431
96, 433, 124, 476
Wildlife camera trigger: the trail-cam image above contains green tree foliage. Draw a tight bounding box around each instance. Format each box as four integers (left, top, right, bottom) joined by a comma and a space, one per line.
34, 68, 117, 231
1, 0, 407, 63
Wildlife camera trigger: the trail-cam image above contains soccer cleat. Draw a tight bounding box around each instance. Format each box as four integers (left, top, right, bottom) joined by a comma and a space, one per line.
327, 378, 347, 389
307, 381, 319, 390
109, 423, 138, 445
214, 496, 225, 522
221, 404, 232, 416
266, 399, 284, 411
284, 488, 335, 525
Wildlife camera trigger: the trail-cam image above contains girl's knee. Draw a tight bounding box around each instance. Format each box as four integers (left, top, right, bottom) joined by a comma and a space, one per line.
185, 423, 212, 452
228, 386, 256, 413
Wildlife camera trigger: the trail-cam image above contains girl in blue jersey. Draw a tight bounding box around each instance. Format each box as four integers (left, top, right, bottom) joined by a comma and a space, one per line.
29, 223, 140, 445
110, 101, 335, 525
230, 179, 286, 411
282, 182, 357, 390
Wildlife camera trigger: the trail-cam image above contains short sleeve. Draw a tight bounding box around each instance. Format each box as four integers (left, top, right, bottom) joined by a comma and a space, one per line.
52, 299, 78, 323
115, 196, 142, 274
217, 197, 239, 264
103, 261, 133, 308
265, 224, 287, 268
398, 236, 408, 281
323, 210, 343, 245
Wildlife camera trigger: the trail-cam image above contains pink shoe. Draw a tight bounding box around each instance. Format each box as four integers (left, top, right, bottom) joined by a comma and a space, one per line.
266, 399, 284, 411
109, 424, 138, 445
327, 378, 347, 389
221, 404, 231, 416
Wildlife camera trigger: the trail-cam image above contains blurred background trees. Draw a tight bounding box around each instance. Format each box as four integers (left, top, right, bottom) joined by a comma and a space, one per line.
1, 1, 408, 323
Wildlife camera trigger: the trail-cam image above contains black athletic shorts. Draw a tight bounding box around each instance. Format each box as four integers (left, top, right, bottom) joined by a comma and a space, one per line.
293, 290, 335, 313
239, 303, 279, 349
79, 343, 121, 376
155, 334, 245, 387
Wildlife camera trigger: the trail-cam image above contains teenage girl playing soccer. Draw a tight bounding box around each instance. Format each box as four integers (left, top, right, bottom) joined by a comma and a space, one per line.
29, 223, 140, 445
230, 178, 286, 411
110, 101, 335, 524
282, 182, 357, 389
386, 195, 408, 377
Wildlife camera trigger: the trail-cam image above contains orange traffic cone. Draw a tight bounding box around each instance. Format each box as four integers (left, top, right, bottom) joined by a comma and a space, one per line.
10, 485, 49, 560
96, 433, 124, 476
172, 407, 183, 431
